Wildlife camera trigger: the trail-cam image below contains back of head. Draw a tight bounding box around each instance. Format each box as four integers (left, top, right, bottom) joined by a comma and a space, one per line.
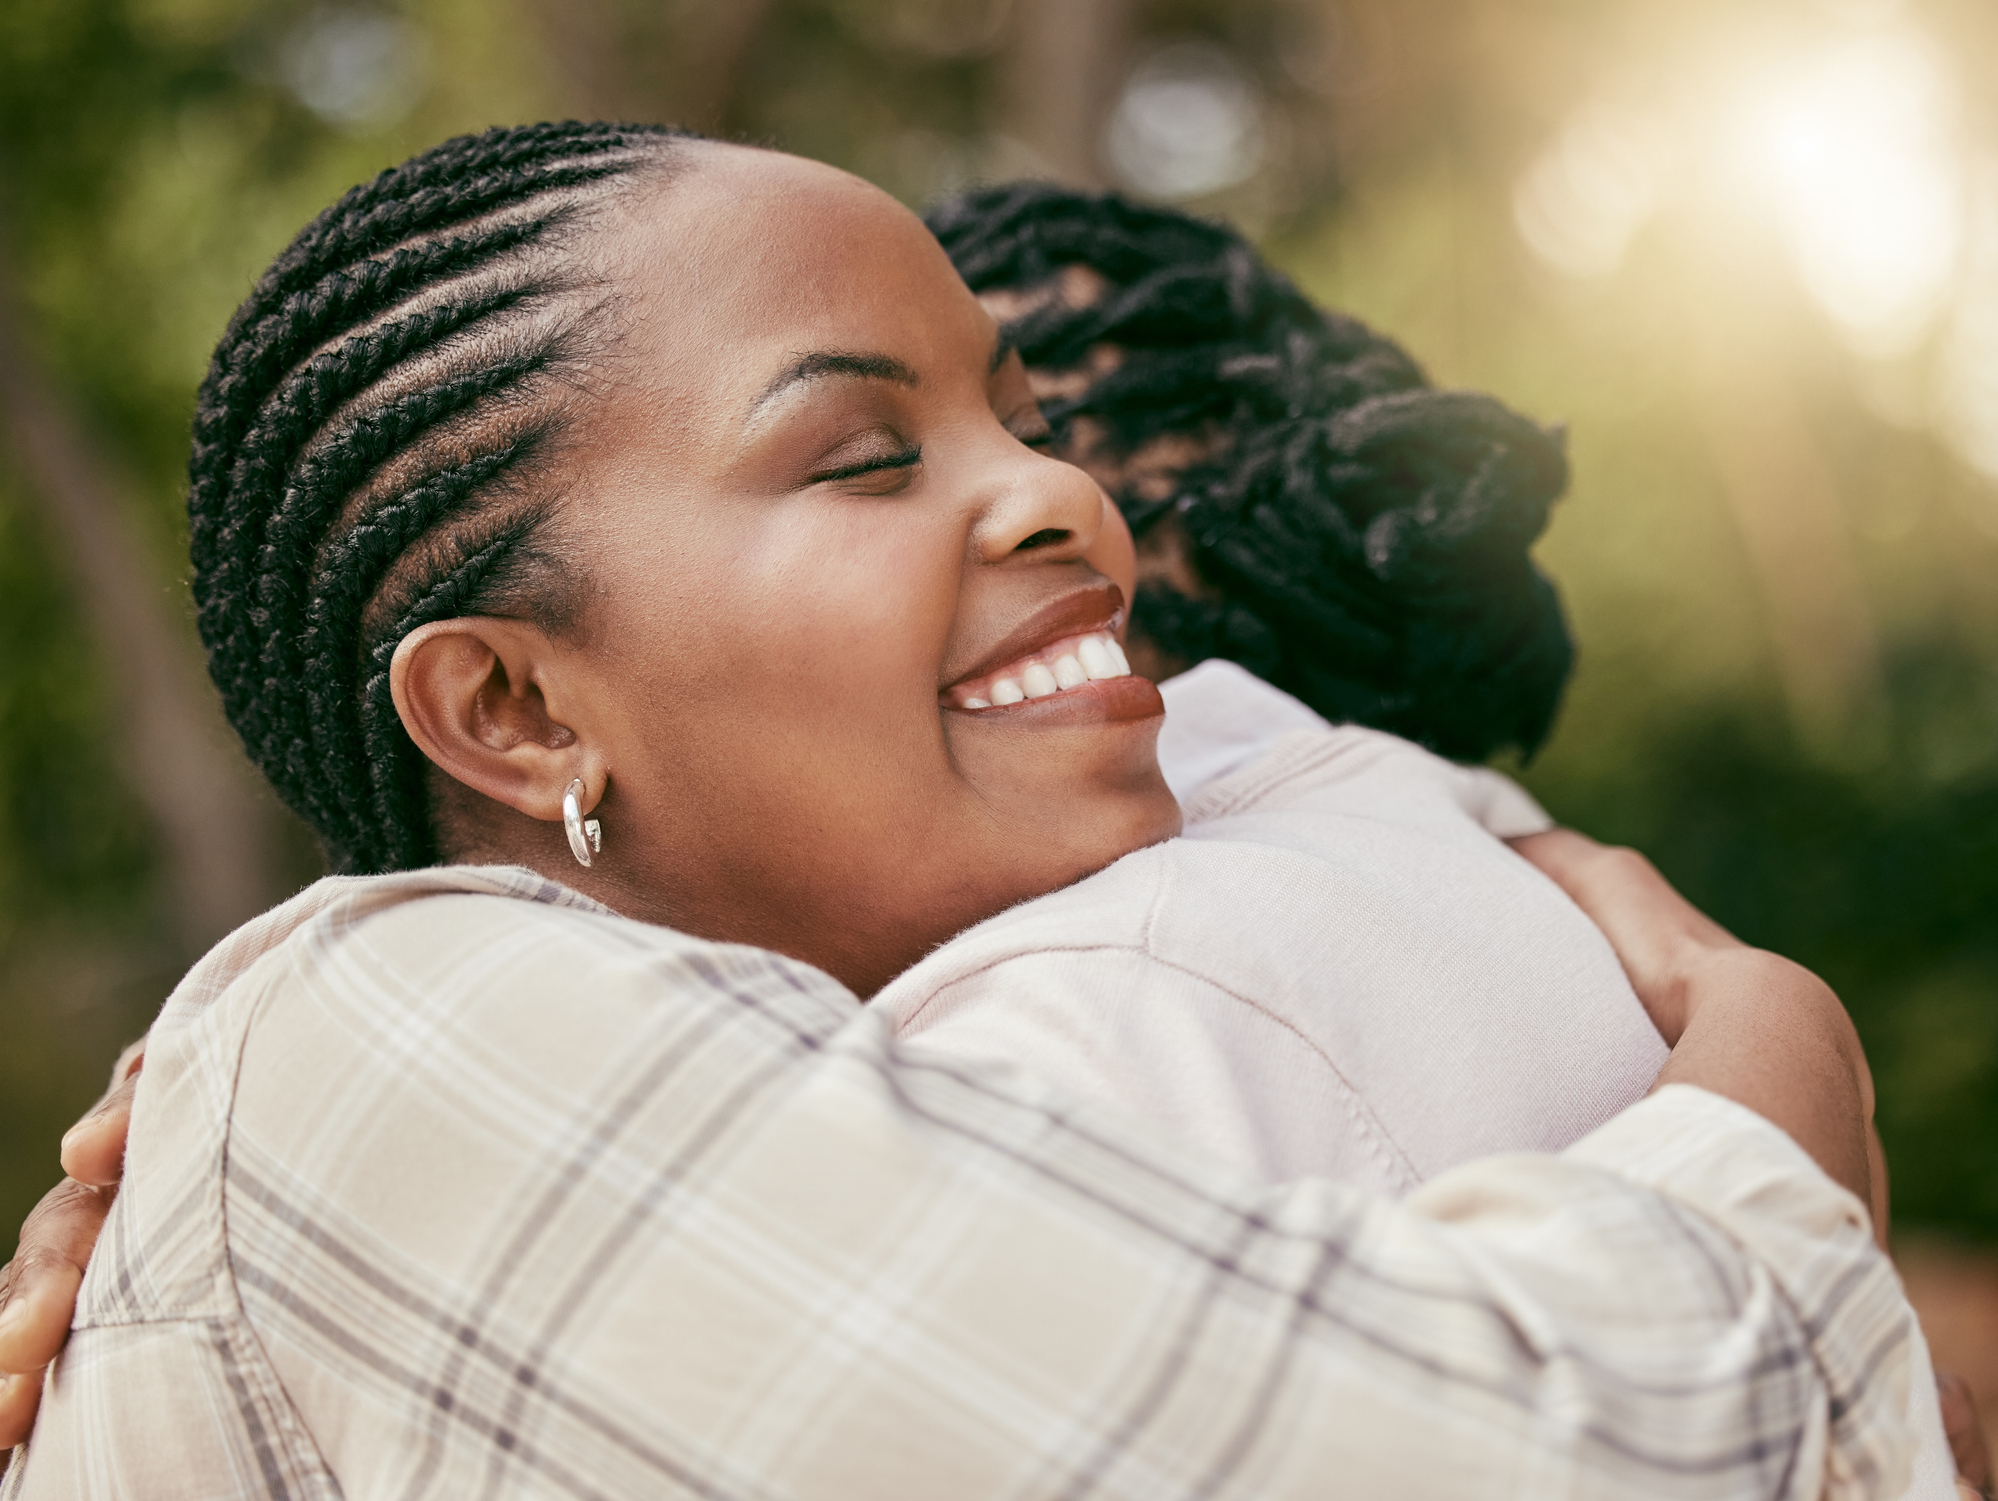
926, 182, 1575, 763
188, 121, 690, 874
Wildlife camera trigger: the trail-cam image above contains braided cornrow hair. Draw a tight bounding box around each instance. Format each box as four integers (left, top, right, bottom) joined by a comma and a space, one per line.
187, 121, 692, 874
927, 182, 1576, 762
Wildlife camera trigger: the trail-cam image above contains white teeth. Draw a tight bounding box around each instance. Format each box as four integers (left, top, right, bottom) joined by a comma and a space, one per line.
1077, 635, 1120, 680
956, 631, 1133, 710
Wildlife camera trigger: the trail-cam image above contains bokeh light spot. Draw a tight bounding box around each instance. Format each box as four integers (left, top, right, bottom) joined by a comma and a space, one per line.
279, 6, 429, 131
1104, 41, 1265, 201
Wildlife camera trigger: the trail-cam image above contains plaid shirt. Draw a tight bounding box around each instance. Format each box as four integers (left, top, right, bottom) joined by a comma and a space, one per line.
2, 865, 1935, 1499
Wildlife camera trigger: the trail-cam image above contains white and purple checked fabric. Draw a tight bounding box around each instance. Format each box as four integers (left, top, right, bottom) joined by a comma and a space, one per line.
4, 865, 1927, 1499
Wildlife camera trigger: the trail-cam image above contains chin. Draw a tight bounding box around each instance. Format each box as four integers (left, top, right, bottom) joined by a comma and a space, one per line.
1075, 779, 1182, 872
1106, 771, 1184, 851
1003, 750, 1183, 903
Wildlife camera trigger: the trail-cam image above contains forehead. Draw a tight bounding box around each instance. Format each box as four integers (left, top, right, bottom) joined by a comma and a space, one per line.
599, 147, 992, 403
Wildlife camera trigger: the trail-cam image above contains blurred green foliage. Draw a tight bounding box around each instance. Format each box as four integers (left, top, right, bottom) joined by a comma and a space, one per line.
1, 0, 1993, 1244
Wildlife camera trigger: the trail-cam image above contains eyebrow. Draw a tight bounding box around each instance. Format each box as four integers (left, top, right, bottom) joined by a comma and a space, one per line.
750, 351, 919, 416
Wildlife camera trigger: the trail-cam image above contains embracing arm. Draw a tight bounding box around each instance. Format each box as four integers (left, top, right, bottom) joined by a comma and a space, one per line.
9, 875, 1928, 1501
4, 849, 1955, 1501
1511, 830, 1874, 1207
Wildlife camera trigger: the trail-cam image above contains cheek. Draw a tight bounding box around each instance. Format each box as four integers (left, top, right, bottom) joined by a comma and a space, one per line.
747, 505, 957, 708
594, 497, 961, 784
1083, 490, 1137, 623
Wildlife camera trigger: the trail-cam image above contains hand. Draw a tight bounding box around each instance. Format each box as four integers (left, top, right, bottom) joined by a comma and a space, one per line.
0, 1041, 142, 1451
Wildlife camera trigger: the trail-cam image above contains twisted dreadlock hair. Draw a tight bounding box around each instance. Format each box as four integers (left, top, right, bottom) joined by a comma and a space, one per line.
927, 182, 1575, 762
188, 121, 691, 875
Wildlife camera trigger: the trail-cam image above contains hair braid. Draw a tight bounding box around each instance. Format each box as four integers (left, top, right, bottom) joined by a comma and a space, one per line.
188, 122, 692, 873
298, 438, 541, 828
928, 182, 1575, 762
209, 123, 639, 350
216, 342, 558, 794
218, 283, 542, 582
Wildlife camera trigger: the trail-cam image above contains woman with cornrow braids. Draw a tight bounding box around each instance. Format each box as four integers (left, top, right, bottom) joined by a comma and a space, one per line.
0, 126, 1949, 1500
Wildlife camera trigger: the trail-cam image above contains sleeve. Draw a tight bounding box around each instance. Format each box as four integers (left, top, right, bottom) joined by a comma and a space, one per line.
221, 899, 1927, 1501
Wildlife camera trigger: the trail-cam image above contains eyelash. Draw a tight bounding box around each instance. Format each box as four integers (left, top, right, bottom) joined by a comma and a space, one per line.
812, 445, 922, 483
806, 405, 1046, 486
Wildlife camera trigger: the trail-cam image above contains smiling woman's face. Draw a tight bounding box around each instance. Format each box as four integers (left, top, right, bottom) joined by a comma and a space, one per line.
400, 144, 1179, 995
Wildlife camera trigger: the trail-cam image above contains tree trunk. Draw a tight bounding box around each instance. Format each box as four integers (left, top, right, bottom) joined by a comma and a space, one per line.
997, 0, 1134, 187
0, 205, 289, 954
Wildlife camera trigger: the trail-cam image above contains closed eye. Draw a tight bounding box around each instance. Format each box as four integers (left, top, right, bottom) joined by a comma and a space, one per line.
811, 445, 923, 484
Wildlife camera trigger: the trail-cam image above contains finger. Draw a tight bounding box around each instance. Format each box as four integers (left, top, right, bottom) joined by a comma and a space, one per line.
108, 1038, 145, 1093
0, 1180, 111, 1375
1506, 828, 1604, 886
1508, 830, 1746, 1035
1510, 834, 1676, 954
1515, 836, 1712, 954
1940, 1372, 1993, 1493
59, 1071, 137, 1189
0, 1367, 43, 1452
0, 1256, 79, 1379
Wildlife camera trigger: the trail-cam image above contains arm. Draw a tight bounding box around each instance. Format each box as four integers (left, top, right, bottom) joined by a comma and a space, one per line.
1510, 830, 1874, 1208
10, 868, 1927, 1499
1516, 831, 1979, 1498
19, 881, 1922, 1501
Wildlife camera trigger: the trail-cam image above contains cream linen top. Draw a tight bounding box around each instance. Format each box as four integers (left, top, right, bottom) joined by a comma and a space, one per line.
875, 660, 1671, 1191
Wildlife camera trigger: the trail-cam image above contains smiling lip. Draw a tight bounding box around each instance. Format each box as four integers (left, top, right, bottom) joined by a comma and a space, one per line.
945, 627, 1132, 708
940, 582, 1161, 726
947, 672, 1165, 727
945, 583, 1128, 694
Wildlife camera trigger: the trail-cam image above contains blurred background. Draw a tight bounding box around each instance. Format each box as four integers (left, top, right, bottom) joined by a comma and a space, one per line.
1, 0, 1994, 1418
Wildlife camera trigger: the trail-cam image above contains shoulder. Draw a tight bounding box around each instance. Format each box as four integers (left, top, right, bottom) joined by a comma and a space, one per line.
873, 842, 1179, 1030
232, 865, 860, 1130
1154, 658, 1332, 799
1183, 723, 1551, 839
211, 870, 869, 1465
873, 833, 1353, 1038
121, 863, 859, 1308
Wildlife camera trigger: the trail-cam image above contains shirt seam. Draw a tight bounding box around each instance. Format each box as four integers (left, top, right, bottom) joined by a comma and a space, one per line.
910, 879, 1423, 1192
1184, 727, 1405, 823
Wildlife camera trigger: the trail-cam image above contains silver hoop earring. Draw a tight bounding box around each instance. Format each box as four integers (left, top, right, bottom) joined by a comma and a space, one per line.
563, 778, 602, 868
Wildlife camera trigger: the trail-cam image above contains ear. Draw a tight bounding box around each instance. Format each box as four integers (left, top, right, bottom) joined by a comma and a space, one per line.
389, 618, 604, 825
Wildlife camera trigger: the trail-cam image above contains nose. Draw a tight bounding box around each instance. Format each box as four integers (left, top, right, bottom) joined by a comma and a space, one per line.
968, 439, 1109, 569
